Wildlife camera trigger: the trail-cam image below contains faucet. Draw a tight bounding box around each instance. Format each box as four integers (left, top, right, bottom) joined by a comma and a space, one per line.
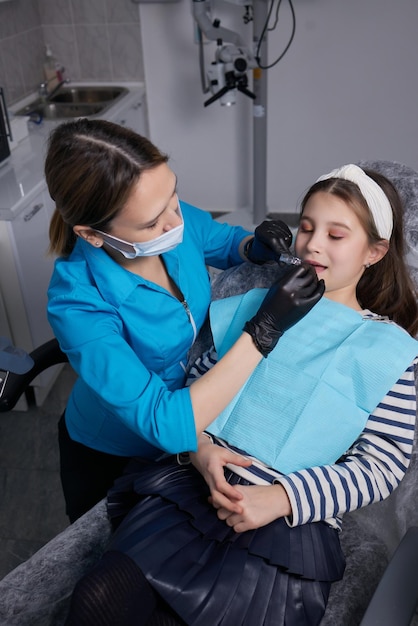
38, 77, 70, 99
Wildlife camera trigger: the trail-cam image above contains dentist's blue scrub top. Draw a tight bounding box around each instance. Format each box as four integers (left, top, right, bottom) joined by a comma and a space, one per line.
47, 201, 250, 458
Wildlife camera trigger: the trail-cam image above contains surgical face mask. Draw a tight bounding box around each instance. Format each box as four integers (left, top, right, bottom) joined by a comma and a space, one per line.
96, 202, 184, 259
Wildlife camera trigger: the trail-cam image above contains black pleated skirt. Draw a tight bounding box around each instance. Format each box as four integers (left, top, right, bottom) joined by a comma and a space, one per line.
107, 457, 346, 626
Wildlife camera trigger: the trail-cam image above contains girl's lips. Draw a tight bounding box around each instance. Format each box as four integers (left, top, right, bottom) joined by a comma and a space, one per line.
305, 260, 327, 272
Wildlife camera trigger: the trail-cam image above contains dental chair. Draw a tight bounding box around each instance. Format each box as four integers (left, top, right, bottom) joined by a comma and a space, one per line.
0, 159, 417, 626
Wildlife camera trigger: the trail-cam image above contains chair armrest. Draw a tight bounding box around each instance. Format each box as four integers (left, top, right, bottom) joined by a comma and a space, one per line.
0, 499, 110, 625
360, 527, 418, 626
0, 338, 68, 412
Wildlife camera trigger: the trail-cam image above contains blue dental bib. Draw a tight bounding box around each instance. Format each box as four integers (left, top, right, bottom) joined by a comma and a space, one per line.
208, 291, 417, 474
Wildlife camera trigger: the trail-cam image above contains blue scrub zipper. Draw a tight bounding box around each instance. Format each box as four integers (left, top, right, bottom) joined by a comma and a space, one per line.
182, 300, 197, 343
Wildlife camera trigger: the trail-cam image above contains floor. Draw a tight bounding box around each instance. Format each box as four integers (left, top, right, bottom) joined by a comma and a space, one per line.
0, 364, 76, 580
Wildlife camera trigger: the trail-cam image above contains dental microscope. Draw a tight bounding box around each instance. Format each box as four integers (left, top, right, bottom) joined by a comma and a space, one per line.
192, 0, 258, 107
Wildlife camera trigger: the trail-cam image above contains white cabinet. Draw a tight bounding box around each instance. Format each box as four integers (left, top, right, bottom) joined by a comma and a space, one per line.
106, 90, 147, 134
1, 186, 55, 349
0, 184, 60, 406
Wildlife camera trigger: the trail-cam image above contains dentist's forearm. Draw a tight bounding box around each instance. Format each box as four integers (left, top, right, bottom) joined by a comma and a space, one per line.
189, 332, 262, 434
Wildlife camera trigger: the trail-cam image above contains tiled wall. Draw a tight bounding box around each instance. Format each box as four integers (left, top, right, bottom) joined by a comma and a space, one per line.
0, 0, 43, 104
0, 0, 144, 106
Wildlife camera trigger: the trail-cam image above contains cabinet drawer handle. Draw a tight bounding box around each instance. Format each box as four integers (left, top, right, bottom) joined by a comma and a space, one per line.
24, 203, 43, 222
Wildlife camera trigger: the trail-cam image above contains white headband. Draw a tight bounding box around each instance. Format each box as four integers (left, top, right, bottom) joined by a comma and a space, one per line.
316, 164, 393, 240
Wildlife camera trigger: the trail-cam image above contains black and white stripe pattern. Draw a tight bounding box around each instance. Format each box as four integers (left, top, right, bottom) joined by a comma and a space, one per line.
279, 359, 416, 530
187, 348, 218, 382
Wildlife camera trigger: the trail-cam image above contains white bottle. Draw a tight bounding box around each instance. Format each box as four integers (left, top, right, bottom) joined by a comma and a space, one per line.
43, 44, 59, 92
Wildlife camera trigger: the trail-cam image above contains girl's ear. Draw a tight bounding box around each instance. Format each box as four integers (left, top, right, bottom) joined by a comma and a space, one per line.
367, 240, 389, 267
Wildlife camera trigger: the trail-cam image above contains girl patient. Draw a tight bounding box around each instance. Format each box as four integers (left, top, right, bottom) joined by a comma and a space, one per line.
66, 164, 418, 626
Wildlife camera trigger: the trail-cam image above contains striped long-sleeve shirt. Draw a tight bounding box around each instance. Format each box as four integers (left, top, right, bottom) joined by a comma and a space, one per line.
187, 332, 417, 530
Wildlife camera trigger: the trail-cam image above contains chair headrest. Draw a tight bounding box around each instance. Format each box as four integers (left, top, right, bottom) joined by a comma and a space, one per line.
357, 160, 418, 262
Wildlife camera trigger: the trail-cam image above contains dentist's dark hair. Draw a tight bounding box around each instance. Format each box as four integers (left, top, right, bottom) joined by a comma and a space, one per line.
46, 118, 168, 257
300, 168, 418, 336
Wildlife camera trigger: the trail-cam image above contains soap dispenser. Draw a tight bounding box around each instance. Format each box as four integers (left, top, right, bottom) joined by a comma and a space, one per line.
43, 44, 60, 92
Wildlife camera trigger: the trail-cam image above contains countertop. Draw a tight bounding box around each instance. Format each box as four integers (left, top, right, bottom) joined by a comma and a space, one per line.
0, 82, 145, 221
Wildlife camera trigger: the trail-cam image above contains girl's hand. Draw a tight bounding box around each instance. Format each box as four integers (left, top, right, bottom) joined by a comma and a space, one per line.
190, 435, 252, 514
216, 483, 292, 533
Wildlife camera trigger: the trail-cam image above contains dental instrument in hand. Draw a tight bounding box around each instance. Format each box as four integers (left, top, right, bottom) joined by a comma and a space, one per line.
276, 252, 303, 266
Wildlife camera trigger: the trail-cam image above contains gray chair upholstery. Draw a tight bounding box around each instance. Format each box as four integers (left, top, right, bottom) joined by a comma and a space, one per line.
0, 159, 417, 625
360, 526, 418, 626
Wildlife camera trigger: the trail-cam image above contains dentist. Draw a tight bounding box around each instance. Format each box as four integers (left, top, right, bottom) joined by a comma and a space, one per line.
45, 118, 324, 522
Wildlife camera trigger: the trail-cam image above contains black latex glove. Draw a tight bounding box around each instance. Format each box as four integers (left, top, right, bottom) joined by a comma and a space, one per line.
245, 219, 293, 265
243, 264, 325, 357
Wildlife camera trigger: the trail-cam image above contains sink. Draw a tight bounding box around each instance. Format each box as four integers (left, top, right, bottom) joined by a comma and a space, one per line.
15, 101, 107, 120
14, 84, 129, 120
49, 86, 128, 104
